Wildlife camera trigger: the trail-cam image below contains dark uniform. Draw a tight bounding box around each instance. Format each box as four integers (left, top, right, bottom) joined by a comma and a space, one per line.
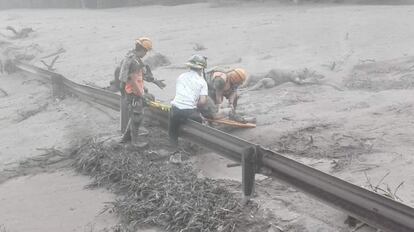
119, 50, 140, 134
119, 51, 148, 146
119, 50, 156, 135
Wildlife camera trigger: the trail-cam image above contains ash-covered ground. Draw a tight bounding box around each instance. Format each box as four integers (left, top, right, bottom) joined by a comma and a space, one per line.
1, 2, 414, 231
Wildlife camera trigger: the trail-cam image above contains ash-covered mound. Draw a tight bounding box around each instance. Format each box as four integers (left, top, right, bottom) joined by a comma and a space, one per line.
344, 56, 414, 91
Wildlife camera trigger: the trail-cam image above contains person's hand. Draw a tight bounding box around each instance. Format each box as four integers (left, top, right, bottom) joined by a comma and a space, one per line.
230, 105, 235, 114
228, 101, 235, 112
142, 92, 155, 106
143, 92, 155, 101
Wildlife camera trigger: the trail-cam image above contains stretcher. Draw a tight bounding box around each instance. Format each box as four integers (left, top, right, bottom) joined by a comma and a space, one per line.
205, 118, 256, 128
147, 100, 256, 128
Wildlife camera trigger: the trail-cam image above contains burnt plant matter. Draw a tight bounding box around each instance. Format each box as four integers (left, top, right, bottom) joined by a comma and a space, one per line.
73, 139, 272, 232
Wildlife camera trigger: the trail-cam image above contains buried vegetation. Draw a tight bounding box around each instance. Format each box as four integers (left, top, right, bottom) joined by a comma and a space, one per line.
72, 139, 273, 232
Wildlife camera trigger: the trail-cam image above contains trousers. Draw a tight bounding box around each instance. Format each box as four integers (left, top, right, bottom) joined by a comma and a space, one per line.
122, 94, 144, 144
168, 105, 202, 147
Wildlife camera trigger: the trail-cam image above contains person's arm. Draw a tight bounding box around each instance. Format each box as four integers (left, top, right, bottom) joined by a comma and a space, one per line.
119, 56, 132, 83
227, 90, 237, 111
212, 72, 226, 105
215, 90, 224, 105
198, 95, 208, 106
197, 80, 209, 107
143, 65, 166, 89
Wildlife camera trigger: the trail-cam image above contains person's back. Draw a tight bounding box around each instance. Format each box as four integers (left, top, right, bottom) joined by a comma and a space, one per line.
205, 67, 247, 105
171, 70, 208, 110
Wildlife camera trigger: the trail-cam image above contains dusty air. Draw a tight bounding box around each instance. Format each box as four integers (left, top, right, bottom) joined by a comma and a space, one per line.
1, 1, 414, 232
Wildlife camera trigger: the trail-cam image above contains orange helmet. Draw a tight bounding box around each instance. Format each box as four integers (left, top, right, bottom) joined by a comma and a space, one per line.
135, 37, 153, 51
228, 68, 247, 86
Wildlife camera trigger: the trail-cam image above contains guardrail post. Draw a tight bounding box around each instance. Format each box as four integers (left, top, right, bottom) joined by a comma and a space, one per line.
51, 74, 66, 99
242, 146, 262, 200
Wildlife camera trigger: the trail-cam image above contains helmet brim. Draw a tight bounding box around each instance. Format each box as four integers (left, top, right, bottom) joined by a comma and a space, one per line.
135, 39, 152, 51
186, 62, 204, 69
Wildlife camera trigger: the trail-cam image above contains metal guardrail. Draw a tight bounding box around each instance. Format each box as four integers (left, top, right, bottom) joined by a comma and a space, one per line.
13, 60, 414, 232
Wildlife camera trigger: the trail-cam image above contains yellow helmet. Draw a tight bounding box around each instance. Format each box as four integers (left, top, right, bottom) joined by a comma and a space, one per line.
228, 68, 248, 85
135, 37, 153, 51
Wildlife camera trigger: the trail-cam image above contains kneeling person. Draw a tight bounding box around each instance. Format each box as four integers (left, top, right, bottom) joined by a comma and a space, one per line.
201, 67, 248, 121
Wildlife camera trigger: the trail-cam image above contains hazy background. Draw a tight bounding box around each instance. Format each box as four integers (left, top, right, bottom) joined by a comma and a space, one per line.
1, 0, 414, 9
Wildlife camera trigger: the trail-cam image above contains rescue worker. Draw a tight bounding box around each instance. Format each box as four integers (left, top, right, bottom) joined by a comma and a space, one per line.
119, 37, 159, 147
201, 67, 248, 120
168, 54, 208, 147
118, 37, 165, 135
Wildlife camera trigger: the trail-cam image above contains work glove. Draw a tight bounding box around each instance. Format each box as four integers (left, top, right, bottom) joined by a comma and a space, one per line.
143, 92, 155, 106
143, 65, 166, 89
144, 92, 155, 101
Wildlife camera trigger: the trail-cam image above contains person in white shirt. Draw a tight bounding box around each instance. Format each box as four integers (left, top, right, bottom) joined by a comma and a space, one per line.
169, 54, 208, 147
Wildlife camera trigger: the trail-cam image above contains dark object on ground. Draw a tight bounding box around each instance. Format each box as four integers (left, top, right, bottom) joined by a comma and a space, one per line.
40, 48, 66, 59
6, 26, 34, 39
143, 52, 171, 70
193, 43, 206, 51
0, 88, 8, 97
106, 66, 121, 92
4, 59, 17, 74
40, 55, 59, 71
14, 53, 35, 61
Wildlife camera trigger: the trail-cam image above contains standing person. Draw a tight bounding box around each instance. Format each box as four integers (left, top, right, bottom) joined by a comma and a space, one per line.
118, 37, 165, 134
119, 37, 152, 147
168, 54, 208, 147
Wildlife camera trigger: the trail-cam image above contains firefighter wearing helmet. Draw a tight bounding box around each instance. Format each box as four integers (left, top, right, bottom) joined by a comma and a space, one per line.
119, 37, 165, 148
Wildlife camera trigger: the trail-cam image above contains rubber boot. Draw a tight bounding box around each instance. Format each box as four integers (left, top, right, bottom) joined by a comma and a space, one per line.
132, 134, 148, 148
120, 129, 131, 143
131, 117, 148, 149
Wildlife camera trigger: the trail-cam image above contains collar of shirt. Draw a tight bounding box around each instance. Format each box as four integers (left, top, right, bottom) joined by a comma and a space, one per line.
188, 69, 201, 77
